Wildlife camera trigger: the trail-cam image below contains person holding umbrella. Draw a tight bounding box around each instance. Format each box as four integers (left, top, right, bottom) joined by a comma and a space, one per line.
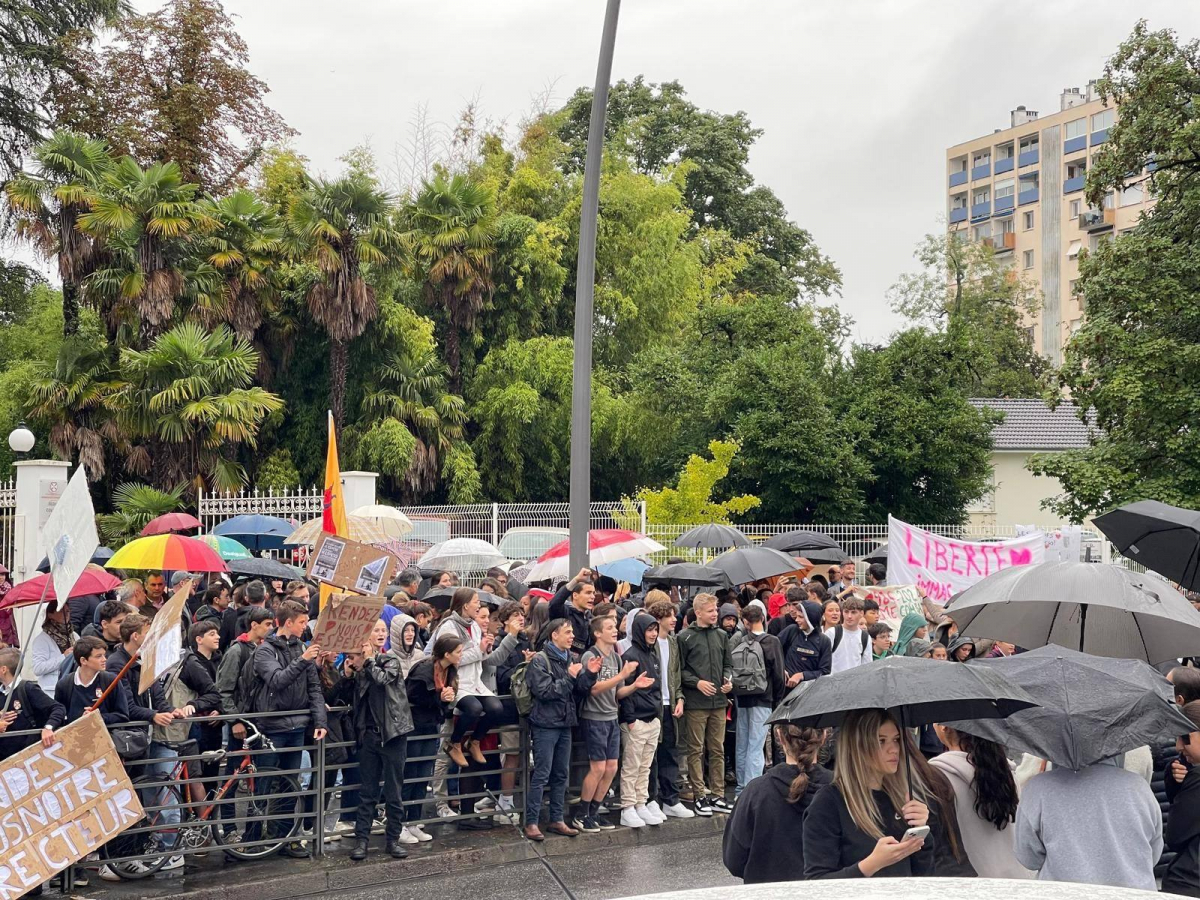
802, 709, 933, 878
1163, 700, 1200, 897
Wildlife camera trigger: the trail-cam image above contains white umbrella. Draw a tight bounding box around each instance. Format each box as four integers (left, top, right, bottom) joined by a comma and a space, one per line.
350, 504, 414, 539
418, 538, 506, 573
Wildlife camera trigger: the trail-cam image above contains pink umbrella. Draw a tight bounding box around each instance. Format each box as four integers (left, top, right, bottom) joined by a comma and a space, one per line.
141, 512, 202, 536
0, 569, 123, 609
524, 529, 665, 583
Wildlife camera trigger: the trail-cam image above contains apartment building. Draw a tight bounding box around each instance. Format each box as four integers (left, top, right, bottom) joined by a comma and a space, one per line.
945, 81, 1154, 365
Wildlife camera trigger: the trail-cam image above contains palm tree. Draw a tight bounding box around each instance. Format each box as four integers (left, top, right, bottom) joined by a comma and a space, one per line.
97, 483, 185, 548
78, 156, 214, 347
403, 173, 497, 393
4, 131, 113, 336
26, 338, 128, 480
289, 173, 403, 429
117, 321, 284, 493
359, 343, 467, 498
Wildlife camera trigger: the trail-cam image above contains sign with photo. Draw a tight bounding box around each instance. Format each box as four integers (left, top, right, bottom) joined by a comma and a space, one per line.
306, 533, 396, 595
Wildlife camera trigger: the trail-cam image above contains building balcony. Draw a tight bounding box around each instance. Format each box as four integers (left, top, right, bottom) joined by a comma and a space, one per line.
1064, 135, 1088, 154
1090, 128, 1109, 146
1063, 175, 1086, 194
1079, 207, 1115, 232
994, 194, 1015, 213
1018, 187, 1039, 205
971, 163, 991, 181
949, 170, 968, 187
1019, 148, 1039, 167
949, 207, 968, 224
989, 232, 1016, 253
971, 201, 991, 220
994, 157, 1014, 175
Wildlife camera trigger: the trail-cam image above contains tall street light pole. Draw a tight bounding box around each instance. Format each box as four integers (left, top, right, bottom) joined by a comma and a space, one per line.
569, 0, 622, 577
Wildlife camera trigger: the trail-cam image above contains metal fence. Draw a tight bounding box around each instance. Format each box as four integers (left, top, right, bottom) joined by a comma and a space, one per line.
0, 477, 15, 575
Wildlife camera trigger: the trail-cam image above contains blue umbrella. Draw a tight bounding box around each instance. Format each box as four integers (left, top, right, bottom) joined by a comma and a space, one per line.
598, 557, 650, 586
212, 514, 296, 552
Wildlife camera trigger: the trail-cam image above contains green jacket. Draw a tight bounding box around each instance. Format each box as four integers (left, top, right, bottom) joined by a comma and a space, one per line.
663, 632, 682, 709
677, 622, 733, 710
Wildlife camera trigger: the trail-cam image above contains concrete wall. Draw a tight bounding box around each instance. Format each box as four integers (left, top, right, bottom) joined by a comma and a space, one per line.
969, 450, 1066, 529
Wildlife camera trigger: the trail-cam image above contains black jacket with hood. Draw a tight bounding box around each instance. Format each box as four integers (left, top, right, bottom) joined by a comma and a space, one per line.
777, 600, 833, 682
618, 614, 661, 724
722, 762, 833, 884
251, 632, 328, 733
354, 650, 415, 745
1163, 760, 1200, 896
106, 644, 172, 721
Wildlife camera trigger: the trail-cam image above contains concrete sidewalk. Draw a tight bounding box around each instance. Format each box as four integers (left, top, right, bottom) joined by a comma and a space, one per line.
75, 815, 728, 900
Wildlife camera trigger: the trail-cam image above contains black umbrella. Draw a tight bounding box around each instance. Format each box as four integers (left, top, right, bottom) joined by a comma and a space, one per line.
767, 655, 1037, 729
948, 645, 1195, 770
709, 546, 802, 584
642, 562, 733, 588
226, 556, 305, 581
1094, 499, 1200, 590
421, 587, 457, 613
865, 545, 888, 565
946, 562, 1200, 663
762, 529, 846, 563
37, 547, 114, 573
673, 523, 751, 550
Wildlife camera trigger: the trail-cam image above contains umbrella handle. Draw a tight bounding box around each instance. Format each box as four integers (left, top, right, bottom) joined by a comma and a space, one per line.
900, 706, 914, 802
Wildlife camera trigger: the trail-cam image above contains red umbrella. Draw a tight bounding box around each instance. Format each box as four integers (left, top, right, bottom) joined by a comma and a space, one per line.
525, 529, 666, 582
141, 512, 202, 536
0, 569, 122, 609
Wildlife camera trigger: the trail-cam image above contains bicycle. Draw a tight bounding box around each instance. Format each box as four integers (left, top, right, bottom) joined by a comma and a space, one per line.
101, 725, 305, 879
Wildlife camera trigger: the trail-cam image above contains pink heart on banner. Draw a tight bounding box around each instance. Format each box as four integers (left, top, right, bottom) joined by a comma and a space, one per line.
1008, 548, 1032, 566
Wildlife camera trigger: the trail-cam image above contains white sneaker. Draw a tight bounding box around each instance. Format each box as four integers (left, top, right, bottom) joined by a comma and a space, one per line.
645, 800, 664, 820
635, 804, 664, 825
160, 856, 185, 872
408, 824, 434, 842
436, 805, 456, 818
619, 807, 646, 828
99, 865, 123, 882
396, 827, 420, 845
492, 811, 519, 826
662, 801, 695, 819
474, 796, 496, 811
334, 820, 357, 835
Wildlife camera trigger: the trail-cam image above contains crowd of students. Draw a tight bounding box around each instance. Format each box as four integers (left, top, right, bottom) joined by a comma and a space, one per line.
3, 556, 1200, 895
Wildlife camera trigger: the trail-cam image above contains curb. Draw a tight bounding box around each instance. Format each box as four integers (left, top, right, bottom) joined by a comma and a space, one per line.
80, 814, 728, 900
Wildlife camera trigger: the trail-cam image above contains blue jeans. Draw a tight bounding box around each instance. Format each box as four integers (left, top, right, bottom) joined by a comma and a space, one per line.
526, 726, 571, 827
256, 729, 306, 839
144, 742, 180, 849
735, 705, 772, 796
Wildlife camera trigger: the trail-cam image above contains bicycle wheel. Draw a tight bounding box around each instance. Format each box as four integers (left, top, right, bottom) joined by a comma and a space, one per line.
209, 767, 303, 861
99, 774, 178, 879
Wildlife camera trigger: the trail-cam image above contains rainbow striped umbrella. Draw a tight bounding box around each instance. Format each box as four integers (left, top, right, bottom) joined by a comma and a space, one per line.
105, 534, 229, 573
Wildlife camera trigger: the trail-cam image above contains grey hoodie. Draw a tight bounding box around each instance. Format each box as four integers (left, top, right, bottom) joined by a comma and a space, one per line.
1013, 755, 1162, 890
388, 613, 425, 678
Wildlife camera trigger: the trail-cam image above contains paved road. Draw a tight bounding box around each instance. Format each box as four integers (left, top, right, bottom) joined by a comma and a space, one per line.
318, 834, 738, 900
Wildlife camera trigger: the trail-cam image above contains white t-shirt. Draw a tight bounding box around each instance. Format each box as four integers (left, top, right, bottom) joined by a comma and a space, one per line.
824, 625, 871, 673
656, 637, 671, 706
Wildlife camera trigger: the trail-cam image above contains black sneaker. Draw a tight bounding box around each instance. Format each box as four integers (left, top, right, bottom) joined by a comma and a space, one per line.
571, 816, 590, 832
279, 841, 311, 859
711, 797, 734, 814
596, 815, 617, 831
578, 816, 601, 833
693, 796, 713, 817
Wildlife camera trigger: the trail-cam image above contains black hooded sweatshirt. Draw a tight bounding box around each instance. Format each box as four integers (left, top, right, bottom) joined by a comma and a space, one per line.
722, 762, 833, 884
1163, 760, 1200, 897
619, 613, 661, 724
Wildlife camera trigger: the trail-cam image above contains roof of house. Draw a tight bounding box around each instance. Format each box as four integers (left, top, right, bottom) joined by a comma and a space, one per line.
968, 398, 1096, 451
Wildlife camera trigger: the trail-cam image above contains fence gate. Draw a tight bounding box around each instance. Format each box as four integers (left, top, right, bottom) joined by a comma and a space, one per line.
0, 478, 15, 575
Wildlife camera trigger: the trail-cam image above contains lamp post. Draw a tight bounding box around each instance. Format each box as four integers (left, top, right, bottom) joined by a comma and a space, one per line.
568, 0, 622, 576
7, 421, 34, 455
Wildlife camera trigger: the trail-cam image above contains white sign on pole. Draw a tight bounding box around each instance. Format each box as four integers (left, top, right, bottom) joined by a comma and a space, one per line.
42, 468, 99, 609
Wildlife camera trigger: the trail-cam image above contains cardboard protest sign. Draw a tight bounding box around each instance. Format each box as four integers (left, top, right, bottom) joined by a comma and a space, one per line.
845, 585, 927, 633
887, 516, 1044, 604
138, 581, 191, 694
306, 533, 396, 596
0, 713, 143, 898
310, 593, 387, 653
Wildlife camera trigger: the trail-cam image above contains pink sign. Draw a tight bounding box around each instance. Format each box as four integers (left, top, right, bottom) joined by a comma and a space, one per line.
887, 516, 1044, 603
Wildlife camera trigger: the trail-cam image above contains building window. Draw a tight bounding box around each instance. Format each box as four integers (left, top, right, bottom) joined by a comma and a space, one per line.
1023, 210, 1035, 230
997, 218, 1015, 235
1069, 198, 1082, 218
973, 151, 991, 168
1069, 318, 1083, 336
1121, 183, 1145, 207
1066, 160, 1087, 180
950, 156, 968, 174
996, 143, 1014, 161
968, 468, 996, 515
1065, 118, 1087, 140
1022, 325, 1035, 345
972, 187, 990, 205
1091, 108, 1115, 132
1023, 250, 1035, 269
1067, 239, 1082, 258
1019, 135, 1039, 152
1091, 233, 1113, 253
973, 223, 992, 242
995, 178, 1015, 199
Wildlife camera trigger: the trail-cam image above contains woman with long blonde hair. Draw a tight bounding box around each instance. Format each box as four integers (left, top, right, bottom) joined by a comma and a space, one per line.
802, 709, 934, 878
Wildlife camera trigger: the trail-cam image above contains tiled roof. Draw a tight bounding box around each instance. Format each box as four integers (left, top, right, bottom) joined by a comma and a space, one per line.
968, 398, 1096, 451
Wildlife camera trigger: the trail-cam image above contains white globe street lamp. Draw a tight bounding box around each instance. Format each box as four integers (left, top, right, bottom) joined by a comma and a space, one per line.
7, 421, 34, 454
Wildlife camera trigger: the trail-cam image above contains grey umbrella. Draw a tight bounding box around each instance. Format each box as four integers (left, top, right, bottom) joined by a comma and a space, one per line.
227, 556, 305, 581
674, 523, 751, 550
946, 561, 1200, 663
642, 562, 732, 588
948, 645, 1195, 770
1094, 499, 1200, 590
709, 546, 802, 584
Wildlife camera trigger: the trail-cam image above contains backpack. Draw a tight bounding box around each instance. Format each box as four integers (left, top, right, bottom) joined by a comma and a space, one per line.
510, 652, 548, 717
730, 632, 769, 696
59, 652, 78, 681
152, 657, 198, 743
240, 642, 270, 716
832, 625, 869, 656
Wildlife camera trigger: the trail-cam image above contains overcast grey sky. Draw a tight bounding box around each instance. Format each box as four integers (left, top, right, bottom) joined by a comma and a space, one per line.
144, 2, 1200, 341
